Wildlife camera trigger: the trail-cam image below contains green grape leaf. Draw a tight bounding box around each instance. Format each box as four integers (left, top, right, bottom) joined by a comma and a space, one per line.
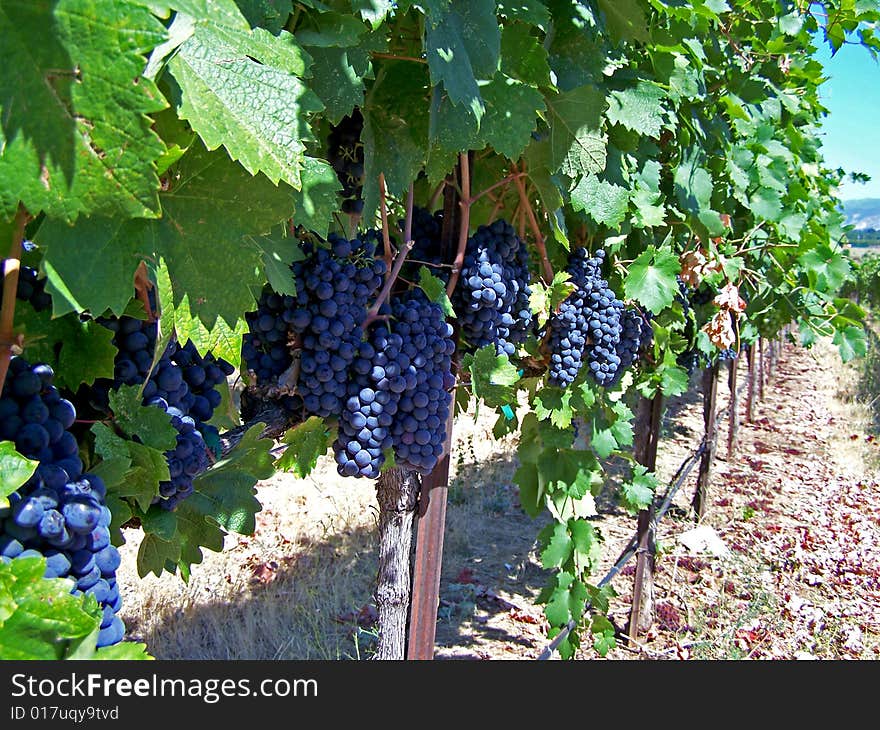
570, 174, 630, 228
833, 325, 867, 363
480, 75, 545, 160
500, 22, 551, 88
621, 464, 657, 514
236, 0, 291, 33
424, 0, 500, 122
418, 267, 455, 318
545, 85, 607, 176
570, 518, 600, 573
153, 257, 248, 373
533, 387, 574, 430
674, 150, 725, 236
540, 522, 573, 570
189, 423, 273, 535
590, 614, 617, 657
543, 570, 588, 627
277, 417, 336, 478
606, 81, 666, 137
513, 462, 541, 517
0, 442, 37, 501
168, 11, 320, 187
623, 245, 680, 313
13, 307, 117, 389
290, 157, 343, 238
93, 642, 153, 660
137, 533, 181, 578
462, 346, 520, 408
362, 60, 430, 219
496, 0, 550, 29
35, 217, 148, 319
0, 0, 167, 221
304, 46, 366, 125
151, 140, 298, 328
248, 234, 303, 298
109, 387, 178, 452
597, 0, 649, 44
799, 246, 851, 293
0, 557, 101, 660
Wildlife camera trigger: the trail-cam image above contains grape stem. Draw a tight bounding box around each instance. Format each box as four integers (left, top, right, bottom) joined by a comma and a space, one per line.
445, 152, 472, 298
512, 162, 554, 284
466, 172, 526, 207
379, 173, 394, 270
428, 179, 446, 210
0, 203, 30, 394
365, 238, 415, 327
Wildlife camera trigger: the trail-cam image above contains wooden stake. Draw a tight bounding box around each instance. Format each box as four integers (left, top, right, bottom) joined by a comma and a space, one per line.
693, 363, 720, 521
727, 356, 740, 459
746, 344, 756, 422
628, 392, 663, 642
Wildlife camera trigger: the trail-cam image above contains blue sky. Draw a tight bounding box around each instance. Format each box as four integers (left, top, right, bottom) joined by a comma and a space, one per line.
813, 42, 880, 200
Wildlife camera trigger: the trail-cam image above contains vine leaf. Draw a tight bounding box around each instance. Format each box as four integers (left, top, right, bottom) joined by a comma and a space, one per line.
418, 267, 456, 318
545, 85, 607, 176
590, 614, 617, 657
277, 417, 336, 478
167, 6, 320, 188
0, 0, 167, 221
596, 0, 649, 44
570, 174, 630, 228
109, 387, 178, 453
624, 245, 680, 313
543, 570, 588, 628
500, 22, 552, 88
12, 308, 117, 390
0, 557, 102, 660
621, 465, 657, 514
606, 81, 667, 137
0, 442, 37, 504
424, 0, 501, 122
462, 346, 520, 409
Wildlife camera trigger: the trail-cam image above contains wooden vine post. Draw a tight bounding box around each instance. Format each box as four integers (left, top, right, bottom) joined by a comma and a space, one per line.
627, 392, 663, 642
406, 156, 468, 660
373, 469, 421, 659
758, 336, 765, 401
746, 344, 756, 422
727, 355, 740, 459
692, 362, 720, 521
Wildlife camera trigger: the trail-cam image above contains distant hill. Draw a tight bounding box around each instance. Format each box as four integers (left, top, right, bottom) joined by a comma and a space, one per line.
843, 198, 880, 230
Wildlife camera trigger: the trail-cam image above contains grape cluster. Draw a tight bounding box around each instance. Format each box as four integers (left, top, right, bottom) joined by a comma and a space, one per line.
82, 309, 232, 510
0, 359, 124, 647
332, 292, 455, 477
407, 207, 445, 272
328, 110, 365, 215
388, 293, 455, 473
242, 233, 387, 418
0, 260, 52, 312
290, 233, 386, 417
453, 220, 533, 357
241, 288, 296, 382
548, 249, 645, 388
0, 357, 82, 483
717, 348, 737, 362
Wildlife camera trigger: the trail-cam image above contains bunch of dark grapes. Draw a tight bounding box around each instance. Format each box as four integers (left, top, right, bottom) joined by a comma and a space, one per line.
328, 110, 365, 215
0, 359, 124, 647
333, 322, 398, 478
717, 347, 737, 361
0, 357, 82, 483
546, 294, 589, 387
453, 219, 532, 357
171, 340, 234, 444
547, 249, 631, 388
241, 288, 296, 383
332, 292, 455, 477
287, 233, 386, 417
83, 313, 224, 510
615, 309, 647, 376
388, 292, 455, 473
406, 207, 445, 272
0, 260, 52, 312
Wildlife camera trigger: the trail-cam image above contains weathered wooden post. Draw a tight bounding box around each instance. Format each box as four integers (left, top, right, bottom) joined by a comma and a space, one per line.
692, 363, 720, 520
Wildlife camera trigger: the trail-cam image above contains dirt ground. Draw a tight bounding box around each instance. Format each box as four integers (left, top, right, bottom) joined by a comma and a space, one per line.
115, 336, 880, 660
